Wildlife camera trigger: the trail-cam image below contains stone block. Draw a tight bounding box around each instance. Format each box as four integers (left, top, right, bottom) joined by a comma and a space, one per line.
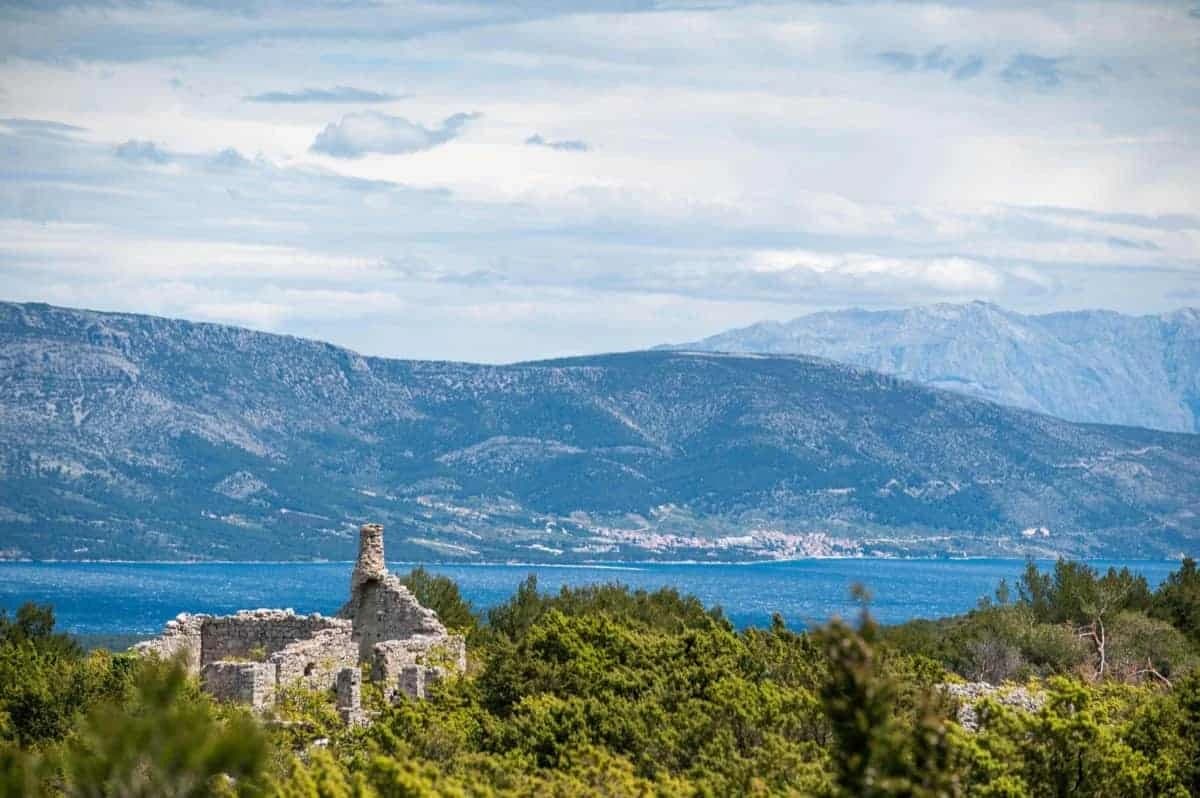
202, 661, 277, 710
396, 665, 446, 700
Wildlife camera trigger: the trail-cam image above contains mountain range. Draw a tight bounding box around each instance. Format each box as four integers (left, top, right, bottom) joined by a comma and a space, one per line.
1, 301, 1198, 561
662, 302, 1200, 433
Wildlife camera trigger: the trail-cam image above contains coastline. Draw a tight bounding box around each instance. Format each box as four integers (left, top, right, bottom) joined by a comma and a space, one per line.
0, 555, 1186, 566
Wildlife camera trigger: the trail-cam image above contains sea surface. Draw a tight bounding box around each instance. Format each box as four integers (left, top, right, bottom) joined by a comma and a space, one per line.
0, 559, 1183, 637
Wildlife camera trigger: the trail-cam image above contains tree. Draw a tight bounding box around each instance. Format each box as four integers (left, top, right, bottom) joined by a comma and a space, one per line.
1174, 669, 1200, 793
1017, 561, 1154, 680
1152, 557, 1200, 644
818, 596, 963, 797
1106, 611, 1195, 684
398, 567, 478, 636
1000, 678, 1158, 798
0, 603, 136, 746
0, 603, 80, 658
484, 575, 547, 643
1018, 561, 1054, 623
272, 749, 377, 798
56, 661, 270, 797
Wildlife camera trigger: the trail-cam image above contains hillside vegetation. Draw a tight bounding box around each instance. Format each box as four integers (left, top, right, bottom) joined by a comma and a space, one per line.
3, 558, 1200, 795
3, 301, 1199, 561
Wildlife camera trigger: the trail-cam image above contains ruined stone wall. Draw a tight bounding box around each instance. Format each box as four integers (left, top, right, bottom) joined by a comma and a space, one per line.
199, 610, 351, 665
398, 666, 445, 700
132, 613, 208, 675
270, 626, 357, 690
371, 634, 465, 699
336, 667, 366, 726
132, 521, 466, 719
201, 662, 277, 710
339, 522, 450, 660
341, 576, 448, 661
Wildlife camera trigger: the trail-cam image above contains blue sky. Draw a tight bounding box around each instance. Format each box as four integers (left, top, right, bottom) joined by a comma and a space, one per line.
1, 0, 1198, 362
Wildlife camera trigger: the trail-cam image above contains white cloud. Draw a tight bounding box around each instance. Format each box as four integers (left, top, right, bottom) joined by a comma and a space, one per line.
310, 111, 479, 158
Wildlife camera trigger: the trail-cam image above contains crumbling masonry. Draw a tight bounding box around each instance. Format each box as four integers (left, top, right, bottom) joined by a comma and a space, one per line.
134, 523, 466, 720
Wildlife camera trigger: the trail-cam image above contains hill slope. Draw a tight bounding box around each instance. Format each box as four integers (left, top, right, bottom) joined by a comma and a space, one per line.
662, 302, 1200, 433
1, 302, 1198, 561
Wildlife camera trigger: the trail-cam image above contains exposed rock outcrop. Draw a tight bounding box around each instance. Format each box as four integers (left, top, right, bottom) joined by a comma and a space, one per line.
941, 682, 1045, 732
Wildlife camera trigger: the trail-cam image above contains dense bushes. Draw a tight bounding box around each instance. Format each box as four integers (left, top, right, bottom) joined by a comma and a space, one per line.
884, 559, 1199, 684
1151, 557, 1200, 643
399, 567, 478, 638
2, 560, 1200, 795
0, 604, 137, 748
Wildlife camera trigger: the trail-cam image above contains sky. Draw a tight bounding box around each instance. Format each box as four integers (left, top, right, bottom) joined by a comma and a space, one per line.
1, 0, 1198, 363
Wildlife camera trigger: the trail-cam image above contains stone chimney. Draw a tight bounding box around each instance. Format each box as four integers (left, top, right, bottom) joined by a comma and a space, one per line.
351, 523, 387, 590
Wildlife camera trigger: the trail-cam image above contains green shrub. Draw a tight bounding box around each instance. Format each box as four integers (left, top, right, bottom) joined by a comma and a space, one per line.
398, 567, 478, 637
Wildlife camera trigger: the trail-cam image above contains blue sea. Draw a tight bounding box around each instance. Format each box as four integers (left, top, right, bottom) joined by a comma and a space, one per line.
0, 559, 1184, 636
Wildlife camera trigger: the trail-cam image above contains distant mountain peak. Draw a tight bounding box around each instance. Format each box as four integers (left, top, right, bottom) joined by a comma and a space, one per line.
663, 302, 1200, 433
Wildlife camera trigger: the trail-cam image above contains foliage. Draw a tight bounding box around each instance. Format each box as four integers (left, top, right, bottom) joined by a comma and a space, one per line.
398, 567, 478, 637
269, 681, 352, 756
404, 588, 827, 795
0, 603, 137, 747
1152, 557, 1200, 644
818, 600, 962, 797
885, 559, 1198, 686
1017, 560, 1151, 625
0, 604, 80, 659
484, 575, 730, 643
4, 560, 1200, 796
54, 660, 271, 797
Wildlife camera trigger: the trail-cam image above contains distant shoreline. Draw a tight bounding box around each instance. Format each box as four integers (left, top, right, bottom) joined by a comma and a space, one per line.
0, 556, 1185, 566
6, 558, 1185, 639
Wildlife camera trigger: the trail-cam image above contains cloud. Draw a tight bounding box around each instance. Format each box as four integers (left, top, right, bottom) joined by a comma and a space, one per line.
875, 48, 984, 80
921, 46, 954, 72
525, 133, 589, 152
0, 2, 550, 63
1106, 236, 1160, 252
1000, 53, 1066, 88
114, 139, 170, 164
310, 111, 479, 158
244, 86, 401, 104
952, 55, 984, 80
711, 251, 1046, 303
1164, 286, 1200, 305
0, 117, 86, 137
877, 51, 917, 72
209, 147, 250, 169
1017, 206, 1200, 233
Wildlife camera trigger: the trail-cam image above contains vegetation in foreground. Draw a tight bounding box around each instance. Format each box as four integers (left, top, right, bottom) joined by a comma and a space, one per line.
1, 559, 1200, 796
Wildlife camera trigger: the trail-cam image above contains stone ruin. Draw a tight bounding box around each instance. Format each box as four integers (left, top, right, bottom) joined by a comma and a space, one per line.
940, 682, 1045, 732
134, 523, 466, 722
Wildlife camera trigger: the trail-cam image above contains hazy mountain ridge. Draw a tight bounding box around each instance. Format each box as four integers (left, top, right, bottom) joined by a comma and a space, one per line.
1, 301, 1198, 562
662, 302, 1200, 433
